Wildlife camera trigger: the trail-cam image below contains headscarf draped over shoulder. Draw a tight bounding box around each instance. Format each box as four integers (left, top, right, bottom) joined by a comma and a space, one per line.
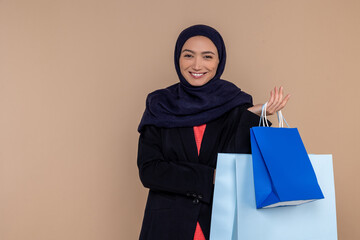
138, 24, 252, 132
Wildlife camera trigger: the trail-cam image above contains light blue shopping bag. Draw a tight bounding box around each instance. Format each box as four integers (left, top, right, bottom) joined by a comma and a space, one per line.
210, 154, 337, 240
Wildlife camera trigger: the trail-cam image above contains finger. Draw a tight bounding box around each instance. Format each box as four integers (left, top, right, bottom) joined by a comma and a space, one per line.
279, 86, 283, 102
276, 94, 290, 111
273, 86, 279, 106
273, 86, 283, 110
281, 94, 291, 107
268, 89, 274, 106
266, 90, 275, 112
266, 90, 275, 114
268, 87, 279, 113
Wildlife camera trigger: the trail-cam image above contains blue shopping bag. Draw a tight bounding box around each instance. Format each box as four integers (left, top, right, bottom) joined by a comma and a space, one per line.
250, 104, 323, 208
210, 154, 337, 240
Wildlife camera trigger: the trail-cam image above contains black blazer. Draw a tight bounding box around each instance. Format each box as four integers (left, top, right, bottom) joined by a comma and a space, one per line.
137, 104, 261, 240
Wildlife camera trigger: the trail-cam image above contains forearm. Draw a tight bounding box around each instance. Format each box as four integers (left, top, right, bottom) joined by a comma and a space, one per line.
137, 126, 214, 203
247, 104, 263, 116
138, 159, 214, 203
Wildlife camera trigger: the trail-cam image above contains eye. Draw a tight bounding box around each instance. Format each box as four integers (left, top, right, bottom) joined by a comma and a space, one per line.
183, 54, 193, 58
204, 55, 213, 59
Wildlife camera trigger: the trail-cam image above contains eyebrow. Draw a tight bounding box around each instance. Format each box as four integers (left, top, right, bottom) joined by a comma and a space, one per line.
182, 49, 216, 55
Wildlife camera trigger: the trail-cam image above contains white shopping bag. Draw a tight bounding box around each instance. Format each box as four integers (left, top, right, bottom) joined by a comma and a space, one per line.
210, 154, 337, 240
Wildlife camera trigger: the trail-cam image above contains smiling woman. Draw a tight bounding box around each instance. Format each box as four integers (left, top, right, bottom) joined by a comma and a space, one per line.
179, 36, 219, 87
137, 24, 289, 240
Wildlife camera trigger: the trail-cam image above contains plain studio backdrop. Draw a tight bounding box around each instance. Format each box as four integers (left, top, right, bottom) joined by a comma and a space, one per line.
0, 0, 359, 239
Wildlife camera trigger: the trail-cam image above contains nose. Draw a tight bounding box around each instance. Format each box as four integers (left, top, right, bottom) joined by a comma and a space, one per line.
192, 56, 202, 71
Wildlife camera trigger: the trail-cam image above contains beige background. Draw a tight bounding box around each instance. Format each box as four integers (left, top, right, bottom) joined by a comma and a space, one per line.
1, 0, 359, 239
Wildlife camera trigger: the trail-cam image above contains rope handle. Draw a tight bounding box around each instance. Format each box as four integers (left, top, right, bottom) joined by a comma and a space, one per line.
259, 102, 290, 128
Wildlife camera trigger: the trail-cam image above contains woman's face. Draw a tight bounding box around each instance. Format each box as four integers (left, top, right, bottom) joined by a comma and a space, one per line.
179, 36, 219, 87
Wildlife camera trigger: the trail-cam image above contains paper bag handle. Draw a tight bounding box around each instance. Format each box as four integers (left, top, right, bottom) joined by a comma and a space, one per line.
259, 102, 290, 128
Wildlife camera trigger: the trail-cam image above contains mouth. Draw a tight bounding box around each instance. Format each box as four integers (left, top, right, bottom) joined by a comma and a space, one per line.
189, 72, 207, 79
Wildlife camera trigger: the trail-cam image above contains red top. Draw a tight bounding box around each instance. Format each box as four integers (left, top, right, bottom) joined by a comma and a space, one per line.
193, 124, 206, 155
193, 124, 207, 240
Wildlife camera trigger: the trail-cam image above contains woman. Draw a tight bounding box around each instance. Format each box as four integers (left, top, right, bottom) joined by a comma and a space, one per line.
137, 24, 289, 240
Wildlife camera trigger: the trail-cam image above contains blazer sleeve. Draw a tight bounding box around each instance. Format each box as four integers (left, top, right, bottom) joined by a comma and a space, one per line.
137, 125, 214, 204
235, 108, 272, 153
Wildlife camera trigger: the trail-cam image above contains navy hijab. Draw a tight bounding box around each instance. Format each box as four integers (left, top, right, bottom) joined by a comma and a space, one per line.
138, 24, 252, 132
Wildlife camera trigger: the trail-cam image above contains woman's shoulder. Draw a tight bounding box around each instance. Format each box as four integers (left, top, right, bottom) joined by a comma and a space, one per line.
146, 83, 179, 98
225, 103, 254, 118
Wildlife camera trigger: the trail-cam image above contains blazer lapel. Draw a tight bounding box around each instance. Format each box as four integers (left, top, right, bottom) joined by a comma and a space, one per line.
198, 119, 222, 166
178, 127, 199, 163
178, 118, 223, 166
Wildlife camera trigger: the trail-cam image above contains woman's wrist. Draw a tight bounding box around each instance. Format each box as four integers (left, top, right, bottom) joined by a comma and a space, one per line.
247, 104, 263, 116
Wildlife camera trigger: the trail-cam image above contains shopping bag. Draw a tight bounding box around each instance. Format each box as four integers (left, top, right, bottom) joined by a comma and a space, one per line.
209, 153, 238, 240
210, 153, 337, 240
250, 104, 323, 208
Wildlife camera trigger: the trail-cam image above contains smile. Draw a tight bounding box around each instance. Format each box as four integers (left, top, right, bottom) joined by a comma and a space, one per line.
190, 72, 207, 79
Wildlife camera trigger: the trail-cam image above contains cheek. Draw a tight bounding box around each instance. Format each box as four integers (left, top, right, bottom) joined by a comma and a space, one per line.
209, 61, 219, 73
179, 60, 189, 72
212, 63, 218, 71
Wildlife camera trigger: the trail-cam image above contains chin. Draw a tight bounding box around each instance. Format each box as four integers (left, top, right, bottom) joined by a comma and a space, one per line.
187, 81, 207, 87
185, 77, 211, 87
194, 82, 208, 86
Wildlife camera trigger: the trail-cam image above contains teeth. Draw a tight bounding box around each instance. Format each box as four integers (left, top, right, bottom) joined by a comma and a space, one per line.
191, 73, 204, 77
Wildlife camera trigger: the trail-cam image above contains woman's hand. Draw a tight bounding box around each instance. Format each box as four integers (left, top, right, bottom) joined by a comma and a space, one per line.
266, 86, 290, 115
248, 86, 290, 116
